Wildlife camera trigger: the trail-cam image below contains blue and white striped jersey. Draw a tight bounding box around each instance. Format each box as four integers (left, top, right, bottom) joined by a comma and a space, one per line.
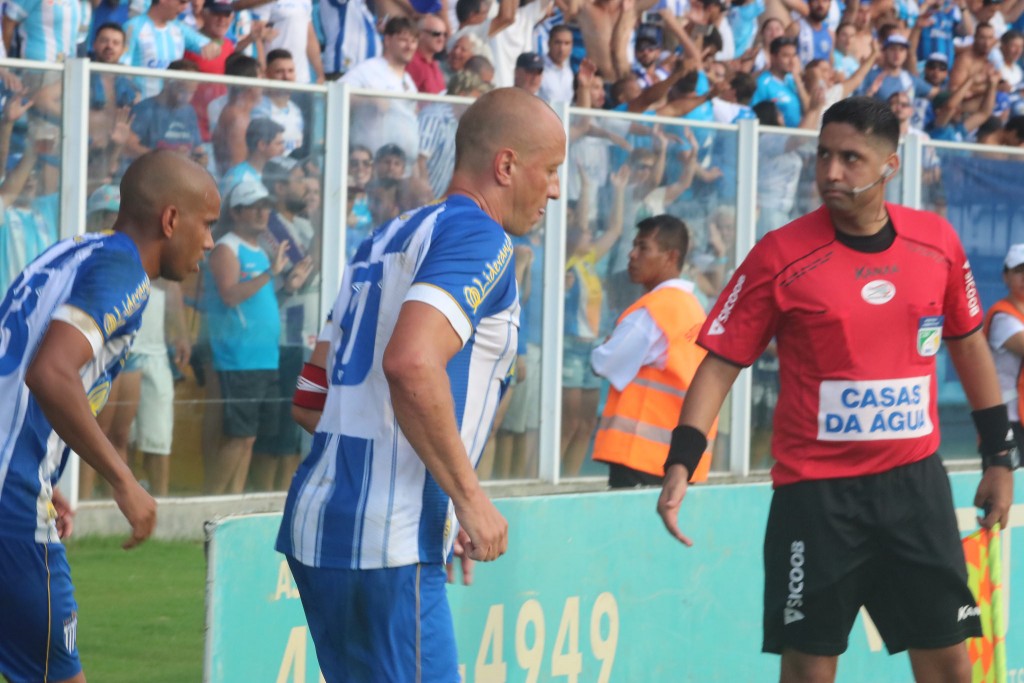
320, 0, 380, 75
123, 15, 209, 98
418, 103, 458, 198
277, 195, 519, 569
4, 0, 82, 62
0, 232, 149, 544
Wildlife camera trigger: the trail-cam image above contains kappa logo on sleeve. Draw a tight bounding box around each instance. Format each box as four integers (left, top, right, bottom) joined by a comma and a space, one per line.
707, 275, 746, 336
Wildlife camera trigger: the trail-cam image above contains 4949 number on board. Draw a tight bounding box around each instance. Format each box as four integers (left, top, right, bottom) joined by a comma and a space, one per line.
460, 593, 620, 683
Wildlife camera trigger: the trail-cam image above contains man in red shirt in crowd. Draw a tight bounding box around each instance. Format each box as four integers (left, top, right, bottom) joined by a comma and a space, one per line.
657, 96, 1016, 682
407, 13, 447, 94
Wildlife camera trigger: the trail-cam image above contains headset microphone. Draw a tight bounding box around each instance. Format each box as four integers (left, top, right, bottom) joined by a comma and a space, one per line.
846, 165, 896, 196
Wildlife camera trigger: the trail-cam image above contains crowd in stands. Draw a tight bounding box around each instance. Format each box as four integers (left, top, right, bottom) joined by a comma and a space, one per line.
2, 0, 1024, 490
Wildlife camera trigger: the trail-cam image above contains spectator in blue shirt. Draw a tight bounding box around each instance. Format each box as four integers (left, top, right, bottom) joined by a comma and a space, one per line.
751, 36, 808, 127
914, 0, 969, 68
911, 51, 950, 127
728, 0, 766, 56
2, 0, 81, 61
126, 60, 202, 159
834, 22, 862, 78
123, 0, 218, 98
861, 33, 917, 101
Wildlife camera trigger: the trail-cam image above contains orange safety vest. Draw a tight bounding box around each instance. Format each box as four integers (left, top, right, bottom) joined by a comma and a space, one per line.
592, 284, 718, 480
983, 298, 1024, 422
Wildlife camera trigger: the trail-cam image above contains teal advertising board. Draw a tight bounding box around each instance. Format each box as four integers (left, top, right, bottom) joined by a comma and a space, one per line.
205, 472, 1024, 682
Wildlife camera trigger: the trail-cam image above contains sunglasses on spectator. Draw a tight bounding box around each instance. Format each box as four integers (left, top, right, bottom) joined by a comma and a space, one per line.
350, 159, 373, 167
926, 62, 948, 70
422, 29, 448, 38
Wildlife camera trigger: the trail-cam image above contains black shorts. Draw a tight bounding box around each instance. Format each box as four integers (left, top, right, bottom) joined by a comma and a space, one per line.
607, 463, 663, 488
762, 454, 981, 656
218, 370, 280, 439
253, 346, 305, 456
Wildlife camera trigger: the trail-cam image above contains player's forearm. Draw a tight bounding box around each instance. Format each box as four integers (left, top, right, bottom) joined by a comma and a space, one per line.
610, 8, 635, 80
678, 354, 742, 433
946, 331, 1004, 410
26, 364, 135, 490
385, 356, 484, 506
307, 23, 325, 82
292, 405, 322, 433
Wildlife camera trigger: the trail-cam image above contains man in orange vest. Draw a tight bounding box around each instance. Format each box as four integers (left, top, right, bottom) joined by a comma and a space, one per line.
984, 243, 1024, 449
591, 214, 716, 488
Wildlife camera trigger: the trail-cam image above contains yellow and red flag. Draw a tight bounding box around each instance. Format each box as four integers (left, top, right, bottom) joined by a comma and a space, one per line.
963, 523, 1006, 683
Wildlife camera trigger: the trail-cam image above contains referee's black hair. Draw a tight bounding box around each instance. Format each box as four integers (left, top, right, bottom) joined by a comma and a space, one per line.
821, 97, 900, 152
636, 215, 690, 268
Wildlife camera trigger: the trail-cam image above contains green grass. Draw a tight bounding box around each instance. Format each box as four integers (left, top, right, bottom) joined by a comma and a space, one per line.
65, 536, 206, 682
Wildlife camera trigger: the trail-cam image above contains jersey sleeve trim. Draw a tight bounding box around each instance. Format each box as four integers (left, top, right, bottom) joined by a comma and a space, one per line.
942, 321, 983, 341
406, 282, 473, 344
696, 344, 750, 369
52, 304, 104, 355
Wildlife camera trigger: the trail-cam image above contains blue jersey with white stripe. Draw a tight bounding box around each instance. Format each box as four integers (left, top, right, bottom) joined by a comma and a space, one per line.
4, 0, 82, 62
0, 232, 149, 544
277, 195, 519, 569
916, 6, 961, 66
124, 15, 209, 98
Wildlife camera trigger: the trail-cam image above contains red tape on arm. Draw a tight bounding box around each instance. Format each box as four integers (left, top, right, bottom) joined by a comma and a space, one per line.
293, 362, 328, 411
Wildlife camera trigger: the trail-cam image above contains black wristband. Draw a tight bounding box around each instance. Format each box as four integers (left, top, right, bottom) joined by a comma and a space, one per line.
664, 425, 707, 481
971, 405, 1014, 456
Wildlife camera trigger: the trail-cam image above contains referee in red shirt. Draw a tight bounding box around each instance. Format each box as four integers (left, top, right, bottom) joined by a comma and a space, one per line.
657, 96, 1017, 682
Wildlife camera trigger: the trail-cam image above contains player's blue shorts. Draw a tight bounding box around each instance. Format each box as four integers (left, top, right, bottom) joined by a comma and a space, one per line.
287, 559, 459, 683
0, 537, 81, 683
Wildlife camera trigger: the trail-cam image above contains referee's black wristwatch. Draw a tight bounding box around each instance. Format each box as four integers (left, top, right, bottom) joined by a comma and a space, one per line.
972, 405, 1021, 471
983, 447, 1020, 471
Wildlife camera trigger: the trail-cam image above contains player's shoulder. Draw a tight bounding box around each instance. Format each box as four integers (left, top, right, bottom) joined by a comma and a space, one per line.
77, 231, 146, 273
432, 195, 507, 250
889, 202, 961, 257
124, 13, 149, 30
750, 206, 835, 266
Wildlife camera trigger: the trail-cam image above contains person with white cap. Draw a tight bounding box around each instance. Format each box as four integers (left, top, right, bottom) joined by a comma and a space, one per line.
204, 179, 290, 494
86, 184, 121, 233
248, 156, 316, 492
860, 33, 917, 101
984, 243, 1024, 450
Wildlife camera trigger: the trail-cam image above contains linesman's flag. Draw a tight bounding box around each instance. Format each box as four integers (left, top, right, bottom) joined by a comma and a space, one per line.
962, 524, 1006, 683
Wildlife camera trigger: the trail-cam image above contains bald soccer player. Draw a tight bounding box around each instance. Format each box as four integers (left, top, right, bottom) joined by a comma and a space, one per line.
0, 150, 218, 683
277, 87, 566, 682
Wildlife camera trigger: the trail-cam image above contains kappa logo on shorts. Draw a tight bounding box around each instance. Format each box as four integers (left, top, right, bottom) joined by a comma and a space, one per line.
861, 279, 895, 305
958, 605, 980, 622
63, 612, 77, 653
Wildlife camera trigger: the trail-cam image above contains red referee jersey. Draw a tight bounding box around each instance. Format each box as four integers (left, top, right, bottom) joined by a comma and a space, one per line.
700, 203, 983, 486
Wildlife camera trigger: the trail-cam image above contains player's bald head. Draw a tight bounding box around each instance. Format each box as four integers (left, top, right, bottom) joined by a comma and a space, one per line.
118, 150, 217, 229
454, 88, 563, 173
